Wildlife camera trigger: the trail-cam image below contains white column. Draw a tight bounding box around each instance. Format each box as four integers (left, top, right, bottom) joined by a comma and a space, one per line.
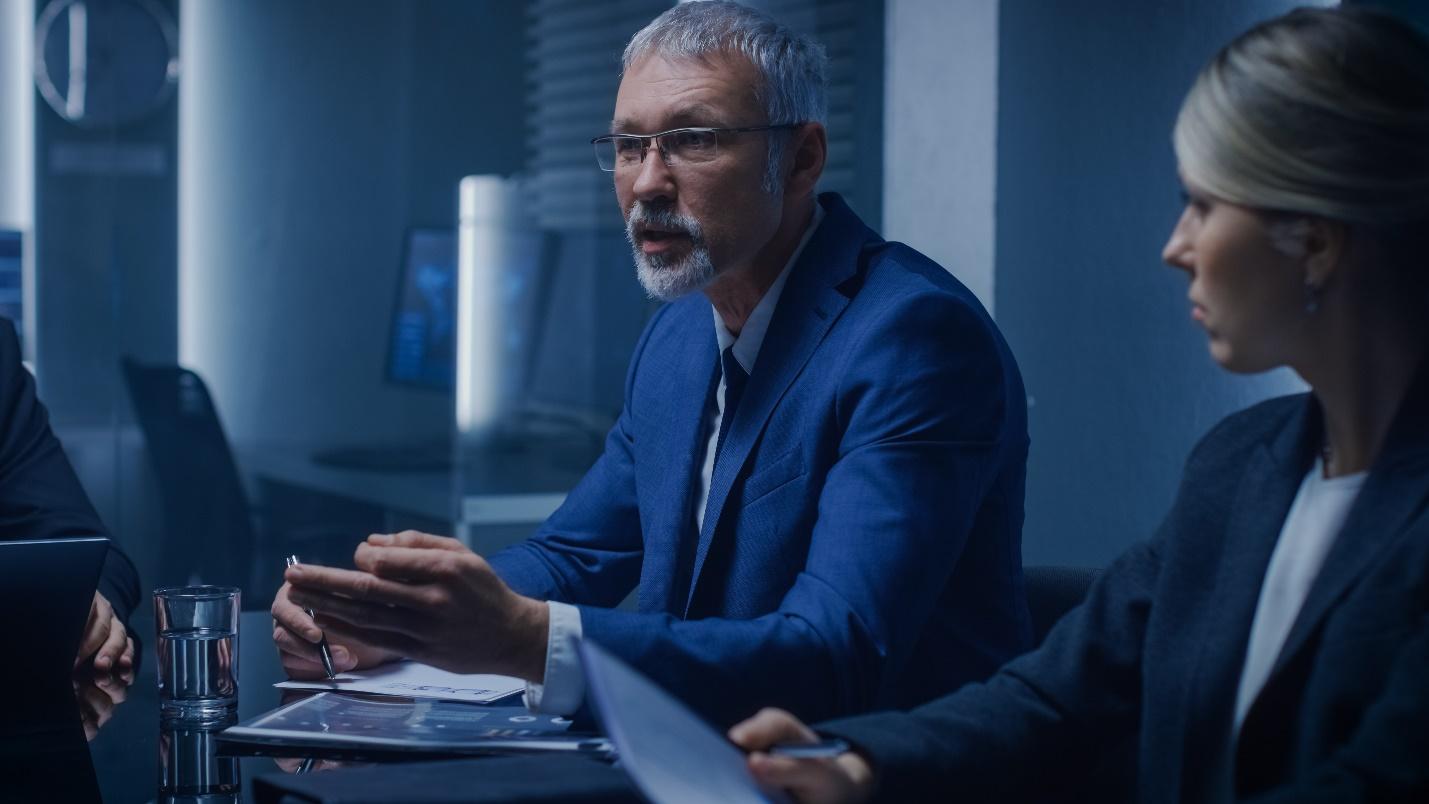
0, 0, 35, 230
882, 0, 998, 314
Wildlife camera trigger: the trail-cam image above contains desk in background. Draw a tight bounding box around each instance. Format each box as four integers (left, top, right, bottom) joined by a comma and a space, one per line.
236, 439, 591, 558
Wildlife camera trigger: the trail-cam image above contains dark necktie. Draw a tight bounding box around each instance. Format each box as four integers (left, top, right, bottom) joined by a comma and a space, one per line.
713, 344, 748, 466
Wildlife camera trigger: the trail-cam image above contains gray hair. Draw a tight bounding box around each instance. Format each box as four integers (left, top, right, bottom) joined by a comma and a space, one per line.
1173, 7, 1429, 227
623, 0, 828, 192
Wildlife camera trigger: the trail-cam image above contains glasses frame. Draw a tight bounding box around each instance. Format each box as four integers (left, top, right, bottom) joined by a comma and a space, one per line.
591, 123, 804, 172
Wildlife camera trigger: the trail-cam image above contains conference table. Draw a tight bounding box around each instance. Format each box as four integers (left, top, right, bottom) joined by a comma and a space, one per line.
28, 611, 637, 803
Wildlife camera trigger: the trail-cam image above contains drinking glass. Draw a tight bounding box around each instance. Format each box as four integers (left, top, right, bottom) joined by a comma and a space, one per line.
154, 586, 240, 721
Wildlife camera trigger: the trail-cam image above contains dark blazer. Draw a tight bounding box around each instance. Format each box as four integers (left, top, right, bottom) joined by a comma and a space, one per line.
0, 320, 139, 622
822, 370, 1429, 802
490, 193, 1032, 726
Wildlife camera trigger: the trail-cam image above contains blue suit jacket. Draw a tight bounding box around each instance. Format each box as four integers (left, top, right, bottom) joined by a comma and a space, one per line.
489, 194, 1032, 726
822, 368, 1429, 802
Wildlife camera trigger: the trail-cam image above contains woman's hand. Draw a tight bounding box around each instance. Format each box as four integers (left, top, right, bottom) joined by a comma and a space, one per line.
729, 708, 877, 804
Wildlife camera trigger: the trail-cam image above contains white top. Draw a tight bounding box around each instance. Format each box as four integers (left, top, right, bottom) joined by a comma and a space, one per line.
1233, 458, 1366, 733
524, 206, 825, 715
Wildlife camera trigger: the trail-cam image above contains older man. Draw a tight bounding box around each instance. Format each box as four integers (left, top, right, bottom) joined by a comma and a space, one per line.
273, 1, 1030, 726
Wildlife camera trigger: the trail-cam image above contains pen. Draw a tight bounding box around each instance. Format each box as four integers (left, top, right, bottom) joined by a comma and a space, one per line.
767, 738, 851, 759
285, 555, 337, 679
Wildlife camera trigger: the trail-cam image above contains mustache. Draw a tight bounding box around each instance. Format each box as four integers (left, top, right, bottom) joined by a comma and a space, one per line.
625, 202, 705, 245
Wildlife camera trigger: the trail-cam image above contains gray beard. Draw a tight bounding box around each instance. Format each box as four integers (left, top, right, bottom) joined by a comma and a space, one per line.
626, 203, 715, 301
634, 243, 716, 301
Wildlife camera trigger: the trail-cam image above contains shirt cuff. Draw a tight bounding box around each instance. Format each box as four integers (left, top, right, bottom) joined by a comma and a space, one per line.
523, 600, 585, 715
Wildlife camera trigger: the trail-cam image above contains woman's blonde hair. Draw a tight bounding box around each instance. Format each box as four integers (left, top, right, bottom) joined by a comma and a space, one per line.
1174, 7, 1429, 227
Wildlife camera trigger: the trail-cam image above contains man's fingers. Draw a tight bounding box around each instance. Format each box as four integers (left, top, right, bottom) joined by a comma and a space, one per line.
368, 531, 467, 552
286, 562, 435, 605
291, 589, 418, 636
729, 708, 818, 752
351, 544, 472, 583
117, 638, 135, 670
273, 625, 357, 674
273, 589, 325, 644
93, 614, 128, 671
316, 623, 421, 661
75, 594, 111, 667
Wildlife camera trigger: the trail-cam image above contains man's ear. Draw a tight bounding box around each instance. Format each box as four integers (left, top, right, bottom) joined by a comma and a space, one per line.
783, 122, 827, 197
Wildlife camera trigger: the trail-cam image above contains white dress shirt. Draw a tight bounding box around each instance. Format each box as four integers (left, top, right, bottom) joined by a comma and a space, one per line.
1233, 458, 1366, 734
524, 206, 825, 714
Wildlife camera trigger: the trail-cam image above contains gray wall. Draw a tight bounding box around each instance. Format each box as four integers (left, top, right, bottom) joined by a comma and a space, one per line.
995, 0, 1313, 568
179, 0, 526, 446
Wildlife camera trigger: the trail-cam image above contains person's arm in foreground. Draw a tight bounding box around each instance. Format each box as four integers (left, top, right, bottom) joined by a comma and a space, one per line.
730, 536, 1164, 802
0, 322, 138, 674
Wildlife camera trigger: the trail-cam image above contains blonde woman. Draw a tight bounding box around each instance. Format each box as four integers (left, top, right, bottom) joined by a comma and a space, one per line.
730, 7, 1429, 802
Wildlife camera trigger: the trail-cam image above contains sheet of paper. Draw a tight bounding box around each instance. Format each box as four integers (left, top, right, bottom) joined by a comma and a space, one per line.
579, 640, 790, 804
275, 660, 525, 704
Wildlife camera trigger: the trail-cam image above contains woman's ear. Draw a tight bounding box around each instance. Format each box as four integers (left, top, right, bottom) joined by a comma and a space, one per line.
1300, 217, 1347, 290
1270, 215, 1346, 290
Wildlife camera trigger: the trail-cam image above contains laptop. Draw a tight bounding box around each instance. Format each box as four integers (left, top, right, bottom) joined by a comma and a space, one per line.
578, 639, 792, 804
0, 537, 110, 741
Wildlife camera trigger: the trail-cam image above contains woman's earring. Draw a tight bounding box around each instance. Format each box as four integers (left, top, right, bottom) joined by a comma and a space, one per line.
1304, 281, 1321, 314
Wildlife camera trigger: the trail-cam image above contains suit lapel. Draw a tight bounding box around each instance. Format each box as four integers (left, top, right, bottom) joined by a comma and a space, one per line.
643, 309, 719, 614
682, 195, 876, 615
1179, 398, 1316, 798
1262, 368, 1429, 684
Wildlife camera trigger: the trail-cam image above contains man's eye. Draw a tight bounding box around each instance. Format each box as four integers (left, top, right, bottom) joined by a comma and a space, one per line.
670, 131, 716, 151
614, 138, 644, 154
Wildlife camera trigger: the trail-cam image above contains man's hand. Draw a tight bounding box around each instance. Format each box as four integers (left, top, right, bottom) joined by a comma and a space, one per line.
283, 531, 550, 681
271, 581, 400, 679
75, 592, 134, 673
729, 708, 877, 804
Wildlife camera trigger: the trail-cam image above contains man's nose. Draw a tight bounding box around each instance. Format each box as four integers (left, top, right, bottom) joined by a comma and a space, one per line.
630, 143, 677, 203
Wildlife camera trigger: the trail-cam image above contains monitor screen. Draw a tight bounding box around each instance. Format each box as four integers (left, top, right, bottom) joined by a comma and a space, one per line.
0, 230, 23, 347
386, 229, 457, 391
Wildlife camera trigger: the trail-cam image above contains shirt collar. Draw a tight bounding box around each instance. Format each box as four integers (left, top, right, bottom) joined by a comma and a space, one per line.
713, 203, 826, 374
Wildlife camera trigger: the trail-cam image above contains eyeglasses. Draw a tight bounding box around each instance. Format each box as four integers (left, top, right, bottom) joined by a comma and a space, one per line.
591, 124, 803, 172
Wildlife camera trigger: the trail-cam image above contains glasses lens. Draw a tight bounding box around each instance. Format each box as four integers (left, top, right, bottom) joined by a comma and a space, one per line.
595, 136, 648, 171
593, 138, 618, 171
661, 129, 718, 165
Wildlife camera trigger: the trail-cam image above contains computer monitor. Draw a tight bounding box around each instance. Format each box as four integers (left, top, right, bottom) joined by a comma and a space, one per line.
0, 229, 23, 348
386, 228, 457, 391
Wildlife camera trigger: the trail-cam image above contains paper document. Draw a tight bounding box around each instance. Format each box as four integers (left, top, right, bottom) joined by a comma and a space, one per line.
275, 660, 525, 704
579, 640, 790, 804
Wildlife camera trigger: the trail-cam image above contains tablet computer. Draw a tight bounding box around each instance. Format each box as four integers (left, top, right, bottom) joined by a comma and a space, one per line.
0, 537, 110, 740
218, 693, 611, 759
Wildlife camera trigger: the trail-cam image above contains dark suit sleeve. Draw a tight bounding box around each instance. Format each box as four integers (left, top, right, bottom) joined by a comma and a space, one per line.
1241, 613, 1429, 804
0, 322, 140, 623
816, 537, 1159, 802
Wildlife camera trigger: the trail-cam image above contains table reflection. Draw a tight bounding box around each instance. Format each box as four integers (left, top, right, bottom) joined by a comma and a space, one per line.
159, 714, 242, 803
74, 667, 135, 741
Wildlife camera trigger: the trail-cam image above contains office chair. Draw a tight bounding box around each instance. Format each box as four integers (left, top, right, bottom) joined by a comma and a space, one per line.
1024, 565, 1101, 645
120, 358, 260, 595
